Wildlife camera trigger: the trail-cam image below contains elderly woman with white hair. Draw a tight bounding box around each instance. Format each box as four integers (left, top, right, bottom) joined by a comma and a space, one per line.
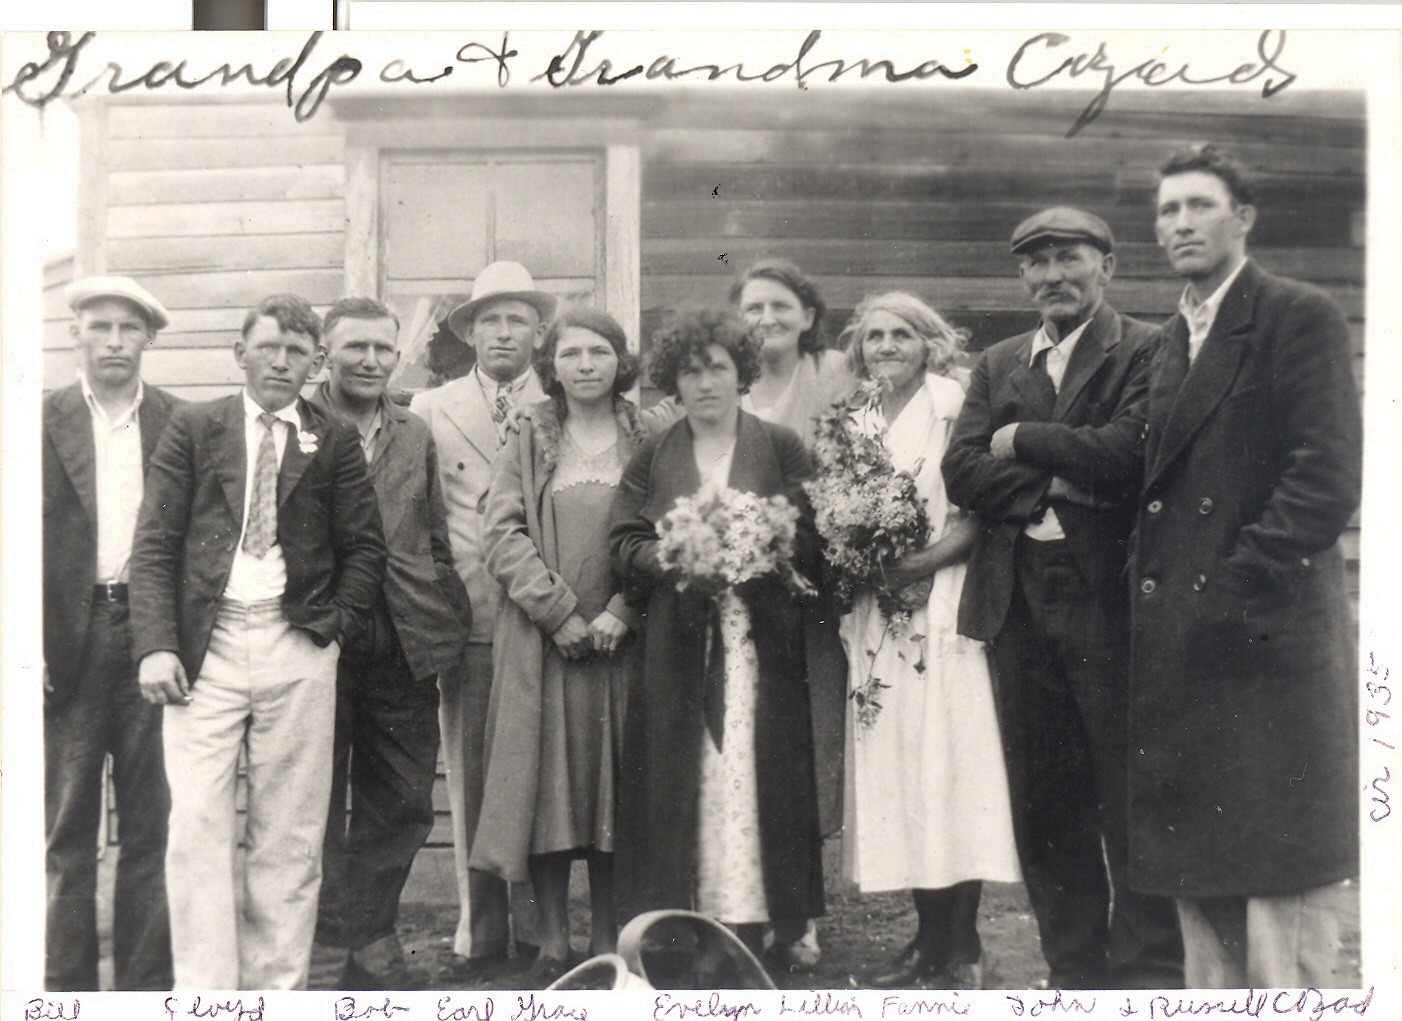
833, 293, 1021, 990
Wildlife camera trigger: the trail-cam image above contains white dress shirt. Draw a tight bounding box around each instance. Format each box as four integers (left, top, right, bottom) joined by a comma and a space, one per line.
1181, 258, 1248, 364
223, 391, 302, 603
1022, 317, 1093, 542
82, 376, 145, 583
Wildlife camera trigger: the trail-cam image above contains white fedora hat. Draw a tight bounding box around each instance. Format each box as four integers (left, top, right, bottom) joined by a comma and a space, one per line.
446, 261, 557, 340
65, 275, 171, 332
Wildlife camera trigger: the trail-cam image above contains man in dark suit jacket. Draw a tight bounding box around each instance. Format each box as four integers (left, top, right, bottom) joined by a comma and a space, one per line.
130, 293, 386, 990
943, 208, 1182, 989
306, 297, 471, 989
43, 276, 180, 991
1131, 145, 1362, 987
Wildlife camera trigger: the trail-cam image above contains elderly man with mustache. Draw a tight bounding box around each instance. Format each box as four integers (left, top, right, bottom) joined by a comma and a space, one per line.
942, 208, 1183, 990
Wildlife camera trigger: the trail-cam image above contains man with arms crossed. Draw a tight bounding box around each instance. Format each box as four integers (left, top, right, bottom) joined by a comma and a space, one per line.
411, 261, 550, 981
308, 297, 472, 988
943, 208, 1182, 989
1131, 145, 1361, 987
130, 294, 386, 989
44, 276, 179, 990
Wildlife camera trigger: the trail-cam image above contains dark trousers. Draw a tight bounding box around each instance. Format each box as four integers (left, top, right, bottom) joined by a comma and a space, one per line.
44, 597, 172, 991
988, 538, 1183, 990
316, 637, 441, 950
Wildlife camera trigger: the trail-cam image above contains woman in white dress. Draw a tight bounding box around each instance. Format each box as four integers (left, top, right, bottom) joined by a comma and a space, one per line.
836, 293, 1021, 989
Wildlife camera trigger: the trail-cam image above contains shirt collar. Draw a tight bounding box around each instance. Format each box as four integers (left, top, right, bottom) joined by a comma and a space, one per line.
475, 364, 532, 394
1029, 315, 1093, 367
1179, 258, 1248, 333
242, 389, 303, 429
80, 374, 144, 426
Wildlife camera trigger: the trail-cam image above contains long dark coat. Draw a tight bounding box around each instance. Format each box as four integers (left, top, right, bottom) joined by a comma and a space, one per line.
1129, 260, 1362, 897
608, 412, 825, 924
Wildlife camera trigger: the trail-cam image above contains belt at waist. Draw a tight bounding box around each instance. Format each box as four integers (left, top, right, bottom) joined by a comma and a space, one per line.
94, 582, 129, 602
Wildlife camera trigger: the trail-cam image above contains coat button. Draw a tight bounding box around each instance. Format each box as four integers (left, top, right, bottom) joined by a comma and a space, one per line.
1140, 578, 1157, 595
457, 462, 465, 471
226, 543, 235, 552
1301, 557, 1311, 567
1199, 498, 1214, 514
1147, 499, 1163, 514
1193, 575, 1207, 591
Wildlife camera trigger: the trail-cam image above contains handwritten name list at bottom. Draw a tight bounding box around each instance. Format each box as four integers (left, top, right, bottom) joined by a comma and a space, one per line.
12, 987, 1380, 1021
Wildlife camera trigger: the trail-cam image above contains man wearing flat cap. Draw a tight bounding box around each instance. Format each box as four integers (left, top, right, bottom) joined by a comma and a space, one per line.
943, 208, 1183, 988
410, 260, 550, 981
42, 276, 179, 990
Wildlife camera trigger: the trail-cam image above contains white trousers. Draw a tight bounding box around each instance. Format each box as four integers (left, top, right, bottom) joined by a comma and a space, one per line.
163, 599, 338, 989
1176, 880, 1355, 988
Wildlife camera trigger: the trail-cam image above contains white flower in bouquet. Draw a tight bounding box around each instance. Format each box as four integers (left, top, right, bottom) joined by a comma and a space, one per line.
657, 482, 815, 597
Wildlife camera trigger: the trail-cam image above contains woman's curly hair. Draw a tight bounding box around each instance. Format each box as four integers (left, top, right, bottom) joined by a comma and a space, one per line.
647, 306, 763, 397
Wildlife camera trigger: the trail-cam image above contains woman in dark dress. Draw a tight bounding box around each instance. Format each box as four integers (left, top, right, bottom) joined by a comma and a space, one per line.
609, 308, 825, 959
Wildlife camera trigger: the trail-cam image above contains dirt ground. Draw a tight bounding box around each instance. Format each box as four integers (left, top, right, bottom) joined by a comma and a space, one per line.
390, 851, 1363, 992
91, 844, 1361, 990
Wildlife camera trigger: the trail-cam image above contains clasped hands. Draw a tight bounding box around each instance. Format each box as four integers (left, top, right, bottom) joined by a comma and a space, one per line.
552, 609, 629, 660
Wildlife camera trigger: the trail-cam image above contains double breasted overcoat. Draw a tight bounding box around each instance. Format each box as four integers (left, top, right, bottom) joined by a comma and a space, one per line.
1129, 260, 1362, 897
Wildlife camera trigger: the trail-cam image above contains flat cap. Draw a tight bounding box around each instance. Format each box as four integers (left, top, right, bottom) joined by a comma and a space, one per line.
1010, 206, 1114, 255
65, 275, 170, 331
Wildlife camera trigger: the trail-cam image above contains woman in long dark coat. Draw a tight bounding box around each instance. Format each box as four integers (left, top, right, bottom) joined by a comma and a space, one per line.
608, 307, 825, 957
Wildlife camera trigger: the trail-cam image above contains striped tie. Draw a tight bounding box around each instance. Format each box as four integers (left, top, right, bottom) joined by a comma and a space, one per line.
243, 412, 279, 557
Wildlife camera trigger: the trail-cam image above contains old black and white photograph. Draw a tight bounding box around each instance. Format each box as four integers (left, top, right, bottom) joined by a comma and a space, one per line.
1, 12, 1397, 1017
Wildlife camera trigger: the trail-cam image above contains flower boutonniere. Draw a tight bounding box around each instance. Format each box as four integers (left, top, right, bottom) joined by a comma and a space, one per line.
296, 430, 320, 455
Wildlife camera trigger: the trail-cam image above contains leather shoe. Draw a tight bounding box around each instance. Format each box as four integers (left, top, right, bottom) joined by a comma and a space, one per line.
870, 942, 943, 988
935, 953, 985, 990
523, 954, 575, 989
438, 951, 509, 985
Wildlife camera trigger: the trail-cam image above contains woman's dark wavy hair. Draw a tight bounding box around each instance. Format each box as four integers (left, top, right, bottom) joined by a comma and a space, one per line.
533, 305, 640, 401
647, 307, 763, 397
728, 257, 827, 355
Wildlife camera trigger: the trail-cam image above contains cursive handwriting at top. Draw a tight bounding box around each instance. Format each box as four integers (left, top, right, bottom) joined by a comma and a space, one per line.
534, 30, 977, 88
1007, 29, 1297, 137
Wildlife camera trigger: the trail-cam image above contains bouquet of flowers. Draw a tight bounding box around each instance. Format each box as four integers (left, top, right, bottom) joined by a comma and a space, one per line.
806, 378, 932, 725
656, 482, 816, 598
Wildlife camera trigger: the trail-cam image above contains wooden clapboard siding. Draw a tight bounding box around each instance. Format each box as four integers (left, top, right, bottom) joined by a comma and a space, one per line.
76, 89, 1364, 850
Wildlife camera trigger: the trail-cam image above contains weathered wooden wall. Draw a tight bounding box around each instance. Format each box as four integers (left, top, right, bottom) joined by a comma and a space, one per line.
60, 89, 1363, 848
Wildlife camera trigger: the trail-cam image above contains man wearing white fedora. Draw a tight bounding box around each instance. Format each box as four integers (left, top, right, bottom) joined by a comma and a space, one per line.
410, 260, 552, 981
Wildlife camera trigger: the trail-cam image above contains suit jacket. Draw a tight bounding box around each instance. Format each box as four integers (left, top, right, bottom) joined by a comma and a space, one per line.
1128, 259, 1362, 897
410, 370, 545, 644
129, 394, 387, 683
309, 382, 470, 679
42, 381, 182, 706
942, 301, 1158, 640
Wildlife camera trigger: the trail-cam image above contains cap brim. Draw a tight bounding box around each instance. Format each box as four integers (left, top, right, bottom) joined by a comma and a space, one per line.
67, 287, 170, 331
1011, 232, 1112, 255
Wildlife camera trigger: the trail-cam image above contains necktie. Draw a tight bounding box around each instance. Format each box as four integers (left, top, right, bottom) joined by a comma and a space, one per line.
243, 412, 279, 558
1029, 346, 1058, 411
492, 382, 513, 425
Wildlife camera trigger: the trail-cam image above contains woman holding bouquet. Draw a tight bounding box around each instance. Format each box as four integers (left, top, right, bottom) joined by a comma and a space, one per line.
472, 307, 647, 986
609, 308, 825, 959
822, 293, 1020, 989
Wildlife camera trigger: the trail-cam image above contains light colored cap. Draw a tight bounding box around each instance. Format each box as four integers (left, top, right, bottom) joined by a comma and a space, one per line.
446, 261, 557, 340
66, 275, 171, 331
